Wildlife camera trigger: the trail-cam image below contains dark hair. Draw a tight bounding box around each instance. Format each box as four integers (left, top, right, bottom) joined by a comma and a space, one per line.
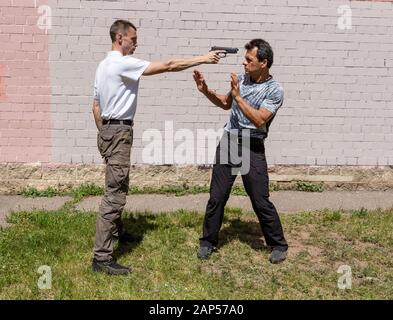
245, 39, 274, 68
110, 20, 137, 43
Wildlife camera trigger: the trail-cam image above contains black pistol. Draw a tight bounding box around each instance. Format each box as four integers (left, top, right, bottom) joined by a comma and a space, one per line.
210, 46, 239, 57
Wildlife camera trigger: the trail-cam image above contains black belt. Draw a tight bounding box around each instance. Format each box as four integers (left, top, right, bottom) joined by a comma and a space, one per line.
103, 119, 133, 126
234, 136, 265, 152
236, 136, 263, 144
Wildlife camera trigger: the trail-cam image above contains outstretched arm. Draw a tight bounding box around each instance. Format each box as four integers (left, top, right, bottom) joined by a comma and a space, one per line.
142, 51, 221, 76
193, 70, 232, 110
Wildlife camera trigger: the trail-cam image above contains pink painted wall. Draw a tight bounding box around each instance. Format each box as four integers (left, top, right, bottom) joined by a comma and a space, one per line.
0, 0, 51, 163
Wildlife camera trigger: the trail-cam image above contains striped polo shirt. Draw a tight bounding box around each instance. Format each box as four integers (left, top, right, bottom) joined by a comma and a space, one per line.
224, 74, 284, 140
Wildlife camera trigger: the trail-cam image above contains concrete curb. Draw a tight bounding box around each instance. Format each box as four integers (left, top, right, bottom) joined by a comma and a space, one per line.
76, 191, 393, 214
2, 191, 393, 228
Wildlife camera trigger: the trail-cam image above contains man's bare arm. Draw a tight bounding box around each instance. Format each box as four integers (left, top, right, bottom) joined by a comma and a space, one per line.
201, 89, 232, 110
92, 99, 103, 131
235, 96, 274, 128
143, 51, 221, 76
231, 73, 273, 128
193, 69, 232, 110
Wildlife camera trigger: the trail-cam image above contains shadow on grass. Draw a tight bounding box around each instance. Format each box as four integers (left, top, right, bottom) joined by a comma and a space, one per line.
219, 218, 268, 252
113, 213, 157, 260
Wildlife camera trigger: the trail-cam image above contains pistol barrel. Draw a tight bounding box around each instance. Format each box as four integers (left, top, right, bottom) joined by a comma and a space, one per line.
211, 46, 239, 54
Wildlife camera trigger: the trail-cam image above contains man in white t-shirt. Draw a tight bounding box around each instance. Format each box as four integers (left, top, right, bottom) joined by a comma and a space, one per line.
92, 19, 222, 275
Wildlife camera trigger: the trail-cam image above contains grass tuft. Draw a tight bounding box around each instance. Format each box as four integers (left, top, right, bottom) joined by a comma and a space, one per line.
1, 207, 393, 299
71, 183, 104, 202
295, 181, 324, 192
18, 187, 61, 198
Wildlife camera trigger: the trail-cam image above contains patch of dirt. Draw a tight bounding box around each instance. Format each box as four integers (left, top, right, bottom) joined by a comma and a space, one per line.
286, 225, 324, 265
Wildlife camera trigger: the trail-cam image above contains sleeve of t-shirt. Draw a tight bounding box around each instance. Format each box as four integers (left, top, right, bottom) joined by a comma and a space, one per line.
120, 56, 151, 82
262, 85, 284, 114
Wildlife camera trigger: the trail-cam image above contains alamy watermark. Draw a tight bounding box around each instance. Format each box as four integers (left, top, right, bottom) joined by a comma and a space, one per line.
34, 1, 52, 33
142, 121, 252, 175
37, 265, 52, 290
337, 5, 352, 30
337, 265, 352, 290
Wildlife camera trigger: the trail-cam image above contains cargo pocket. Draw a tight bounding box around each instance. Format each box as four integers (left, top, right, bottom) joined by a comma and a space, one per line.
106, 165, 130, 194
97, 131, 114, 159
106, 128, 133, 166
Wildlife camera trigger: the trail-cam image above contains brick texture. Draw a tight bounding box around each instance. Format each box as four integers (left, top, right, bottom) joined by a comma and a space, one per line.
1, 0, 393, 166
0, 0, 51, 163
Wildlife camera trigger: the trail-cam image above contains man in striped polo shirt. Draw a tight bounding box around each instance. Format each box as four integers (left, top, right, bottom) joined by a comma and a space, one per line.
193, 39, 288, 264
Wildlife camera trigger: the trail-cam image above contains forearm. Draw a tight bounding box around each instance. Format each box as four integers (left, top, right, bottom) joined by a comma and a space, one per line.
145, 51, 220, 76
166, 56, 207, 72
202, 88, 231, 110
234, 96, 265, 128
92, 100, 103, 131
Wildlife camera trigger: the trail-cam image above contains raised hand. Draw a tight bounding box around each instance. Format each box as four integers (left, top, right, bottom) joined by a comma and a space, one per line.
193, 69, 208, 93
230, 73, 240, 98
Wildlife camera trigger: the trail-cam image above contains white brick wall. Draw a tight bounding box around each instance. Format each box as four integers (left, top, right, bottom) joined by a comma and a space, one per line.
46, 0, 393, 166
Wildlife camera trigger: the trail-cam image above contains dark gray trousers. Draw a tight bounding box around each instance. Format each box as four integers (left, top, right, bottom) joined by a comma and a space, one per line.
93, 124, 133, 262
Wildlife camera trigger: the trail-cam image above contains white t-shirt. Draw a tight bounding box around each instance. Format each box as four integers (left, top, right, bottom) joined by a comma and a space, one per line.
94, 51, 150, 120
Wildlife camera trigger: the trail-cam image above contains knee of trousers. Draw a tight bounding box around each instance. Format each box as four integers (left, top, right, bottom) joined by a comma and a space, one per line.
206, 196, 228, 211
100, 193, 127, 215
251, 198, 276, 213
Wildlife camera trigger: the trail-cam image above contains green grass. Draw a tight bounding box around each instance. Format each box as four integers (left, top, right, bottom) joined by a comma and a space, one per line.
71, 183, 104, 202
17, 184, 211, 200
17, 181, 325, 203
128, 185, 211, 197
295, 181, 324, 192
1, 206, 392, 300
18, 187, 61, 198
18, 183, 105, 204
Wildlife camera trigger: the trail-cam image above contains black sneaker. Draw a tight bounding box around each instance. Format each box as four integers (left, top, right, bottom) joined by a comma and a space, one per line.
269, 249, 288, 264
197, 246, 215, 260
92, 259, 131, 275
118, 232, 143, 244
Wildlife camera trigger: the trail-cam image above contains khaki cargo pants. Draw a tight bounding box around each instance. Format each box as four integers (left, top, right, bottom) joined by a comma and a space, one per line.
93, 123, 133, 262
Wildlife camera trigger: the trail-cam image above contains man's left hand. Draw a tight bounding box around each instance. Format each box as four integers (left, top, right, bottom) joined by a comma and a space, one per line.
230, 73, 240, 99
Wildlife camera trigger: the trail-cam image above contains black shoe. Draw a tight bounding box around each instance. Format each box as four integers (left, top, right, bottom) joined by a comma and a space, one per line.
118, 232, 143, 244
92, 259, 131, 275
269, 249, 288, 264
197, 246, 215, 260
